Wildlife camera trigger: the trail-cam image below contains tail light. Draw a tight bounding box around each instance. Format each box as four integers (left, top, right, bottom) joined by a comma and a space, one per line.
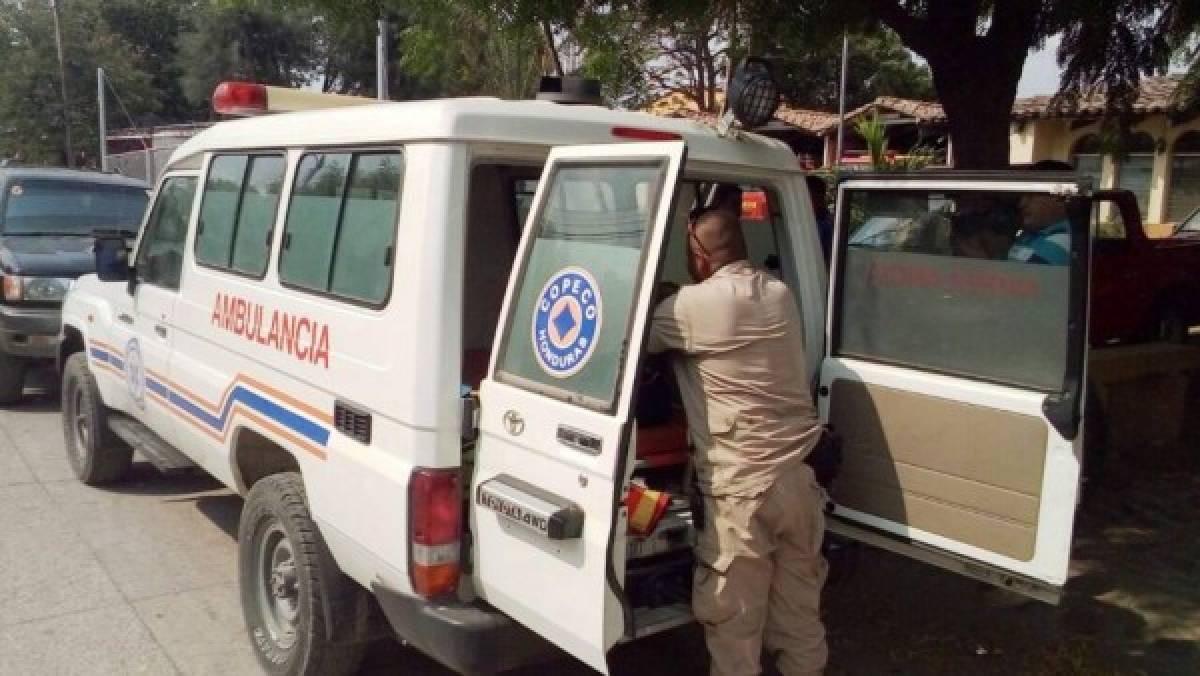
409, 467, 462, 599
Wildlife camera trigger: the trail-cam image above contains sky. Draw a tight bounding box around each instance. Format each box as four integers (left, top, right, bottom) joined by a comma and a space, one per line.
1017, 35, 1063, 97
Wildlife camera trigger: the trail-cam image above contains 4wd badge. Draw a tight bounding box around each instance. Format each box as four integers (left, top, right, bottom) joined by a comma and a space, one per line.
532, 267, 602, 378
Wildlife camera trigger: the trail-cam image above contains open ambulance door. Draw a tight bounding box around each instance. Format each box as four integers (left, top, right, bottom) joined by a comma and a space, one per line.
471, 142, 686, 672
820, 175, 1091, 603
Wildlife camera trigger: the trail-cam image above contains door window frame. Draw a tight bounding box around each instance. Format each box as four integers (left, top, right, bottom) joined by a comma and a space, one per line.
493, 158, 671, 413
829, 178, 1091, 431
134, 173, 200, 292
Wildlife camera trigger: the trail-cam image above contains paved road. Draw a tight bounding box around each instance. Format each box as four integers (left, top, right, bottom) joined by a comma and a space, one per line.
0, 371, 707, 675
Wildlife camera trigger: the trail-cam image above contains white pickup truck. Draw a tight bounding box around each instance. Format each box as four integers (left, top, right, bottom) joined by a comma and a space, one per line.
58, 81, 1091, 675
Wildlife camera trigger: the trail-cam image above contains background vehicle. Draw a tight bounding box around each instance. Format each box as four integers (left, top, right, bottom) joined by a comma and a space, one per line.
1088, 190, 1200, 345
0, 168, 146, 403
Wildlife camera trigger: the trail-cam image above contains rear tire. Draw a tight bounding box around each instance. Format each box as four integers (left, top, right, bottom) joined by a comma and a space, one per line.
61, 352, 132, 484
239, 473, 367, 676
0, 351, 27, 405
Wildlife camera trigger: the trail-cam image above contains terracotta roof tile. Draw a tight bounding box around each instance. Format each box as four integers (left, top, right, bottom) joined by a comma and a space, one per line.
775, 106, 841, 133
645, 76, 1185, 135
1011, 75, 1185, 119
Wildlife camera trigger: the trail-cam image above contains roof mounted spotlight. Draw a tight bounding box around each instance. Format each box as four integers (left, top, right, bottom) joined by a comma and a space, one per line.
718, 58, 781, 137
536, 76, 604, 106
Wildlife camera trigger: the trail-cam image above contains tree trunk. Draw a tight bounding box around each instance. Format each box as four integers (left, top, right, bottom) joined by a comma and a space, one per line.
866, 0, 1040, 169
930, 56, 1021, 169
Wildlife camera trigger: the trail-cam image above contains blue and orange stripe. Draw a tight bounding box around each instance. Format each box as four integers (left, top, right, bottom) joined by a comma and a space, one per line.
87, 340, 331, 460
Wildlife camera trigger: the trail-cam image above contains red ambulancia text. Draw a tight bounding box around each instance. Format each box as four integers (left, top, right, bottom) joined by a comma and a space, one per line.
210, 293, 331, 368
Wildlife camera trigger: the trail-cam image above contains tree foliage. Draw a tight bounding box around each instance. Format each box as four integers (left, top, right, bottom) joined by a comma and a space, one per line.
4, 0, 1193, 171
0, 0, 155, 165
178, 1, 318, 106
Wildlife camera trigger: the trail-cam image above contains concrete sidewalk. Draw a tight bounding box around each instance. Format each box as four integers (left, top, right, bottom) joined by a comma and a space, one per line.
0, 390, 254, 675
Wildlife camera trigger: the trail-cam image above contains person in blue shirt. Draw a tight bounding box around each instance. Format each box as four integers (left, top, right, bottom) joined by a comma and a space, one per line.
1009, 194, 1071, 264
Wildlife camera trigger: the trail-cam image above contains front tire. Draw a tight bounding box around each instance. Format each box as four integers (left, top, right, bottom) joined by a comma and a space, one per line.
0, 351, 27, 405
239, 473, 366, 676
61, 352, 132, 484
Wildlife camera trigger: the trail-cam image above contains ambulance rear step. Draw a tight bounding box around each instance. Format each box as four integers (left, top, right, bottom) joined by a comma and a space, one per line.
108, 413, 197, 474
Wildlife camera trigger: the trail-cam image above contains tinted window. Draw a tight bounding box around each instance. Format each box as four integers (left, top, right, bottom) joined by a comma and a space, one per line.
497, 163, 664, 410
280, 151, 402, 305
329, 154, 402, 304
136, 177, 197, 290
231, 156, 285, 276
2, 179, 146, 235
280, 153, 348, 291
195, 154, 284, 275
837, 188, 1076, 391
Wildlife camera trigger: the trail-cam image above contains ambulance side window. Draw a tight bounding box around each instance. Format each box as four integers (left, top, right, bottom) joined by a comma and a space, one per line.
195, 153, 285, 278
495, 162, 666, 410
279, 150, 403, 307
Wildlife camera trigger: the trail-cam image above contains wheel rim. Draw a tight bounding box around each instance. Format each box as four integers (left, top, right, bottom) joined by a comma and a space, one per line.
67, 381, 88, 468
255, 519, 300, 650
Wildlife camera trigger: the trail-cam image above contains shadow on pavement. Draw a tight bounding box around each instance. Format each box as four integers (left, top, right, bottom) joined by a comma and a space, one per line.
190, 492, 242, 541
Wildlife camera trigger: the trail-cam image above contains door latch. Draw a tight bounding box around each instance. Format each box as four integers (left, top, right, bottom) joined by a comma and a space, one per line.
557, 425, 602, 455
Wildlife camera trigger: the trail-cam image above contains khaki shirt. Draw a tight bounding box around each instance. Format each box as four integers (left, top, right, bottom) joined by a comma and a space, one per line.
648, 261, 821, 498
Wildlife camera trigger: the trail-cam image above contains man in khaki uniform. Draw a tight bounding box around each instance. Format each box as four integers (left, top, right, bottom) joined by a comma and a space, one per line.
648, 208, 827, 676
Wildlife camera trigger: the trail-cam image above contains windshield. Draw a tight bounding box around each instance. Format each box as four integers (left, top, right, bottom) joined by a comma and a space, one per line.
2, 179, 148, 235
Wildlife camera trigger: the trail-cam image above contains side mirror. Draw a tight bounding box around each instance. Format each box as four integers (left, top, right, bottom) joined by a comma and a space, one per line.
94, 234, 130, 282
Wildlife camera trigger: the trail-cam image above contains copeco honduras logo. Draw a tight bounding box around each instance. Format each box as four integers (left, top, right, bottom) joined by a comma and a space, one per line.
125, 337, 146, 409
532, 267, 602, 378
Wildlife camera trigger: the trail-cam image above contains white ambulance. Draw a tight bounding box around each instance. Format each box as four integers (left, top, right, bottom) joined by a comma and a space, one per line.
58, 79, 1092, 675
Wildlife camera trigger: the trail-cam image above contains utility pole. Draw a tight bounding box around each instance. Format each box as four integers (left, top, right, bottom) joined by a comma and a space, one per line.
835, 32, 849, 170
50, 0, 74, 167
376, 18, 389, 101
97, 68, 107, 172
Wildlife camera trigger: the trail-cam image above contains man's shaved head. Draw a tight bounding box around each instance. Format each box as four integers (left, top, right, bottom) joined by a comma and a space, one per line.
687, 208, 747, 281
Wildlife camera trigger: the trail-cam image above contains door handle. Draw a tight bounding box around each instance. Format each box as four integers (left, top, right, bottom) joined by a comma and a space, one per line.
557, 425, 602, 455
155, 324, 167, 338
117, 313, 133, 324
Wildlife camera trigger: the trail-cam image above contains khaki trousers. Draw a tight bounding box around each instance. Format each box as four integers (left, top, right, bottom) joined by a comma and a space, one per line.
693, 462, 828, 676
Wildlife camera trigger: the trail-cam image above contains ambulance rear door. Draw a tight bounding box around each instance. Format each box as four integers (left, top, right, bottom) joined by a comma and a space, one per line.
820, 174, 1091, 603
471, 141, 686, 672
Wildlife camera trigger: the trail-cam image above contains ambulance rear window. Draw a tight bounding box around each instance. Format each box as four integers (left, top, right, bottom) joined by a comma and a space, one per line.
495, 161, 666, 410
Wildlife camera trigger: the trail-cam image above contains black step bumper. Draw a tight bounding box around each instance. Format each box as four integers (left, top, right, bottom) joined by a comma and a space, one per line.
371, 583, 562, 675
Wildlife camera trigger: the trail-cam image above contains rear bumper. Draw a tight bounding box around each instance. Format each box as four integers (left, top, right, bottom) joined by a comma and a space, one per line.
371, 583, 562, 675
0, 304, 60, 358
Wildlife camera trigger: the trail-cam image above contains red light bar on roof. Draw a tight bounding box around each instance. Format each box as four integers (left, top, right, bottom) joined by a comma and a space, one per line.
611, 126, 683, 141
212, 82, 267, 116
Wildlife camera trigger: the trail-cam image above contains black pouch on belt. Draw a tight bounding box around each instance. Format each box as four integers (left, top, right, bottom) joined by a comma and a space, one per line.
804, 425, 843, 491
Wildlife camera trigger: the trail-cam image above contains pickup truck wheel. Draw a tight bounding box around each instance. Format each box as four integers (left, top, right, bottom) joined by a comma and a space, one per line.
0, 351, 27, 405
61, 352, 132, 485
239, 473, 366, 676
